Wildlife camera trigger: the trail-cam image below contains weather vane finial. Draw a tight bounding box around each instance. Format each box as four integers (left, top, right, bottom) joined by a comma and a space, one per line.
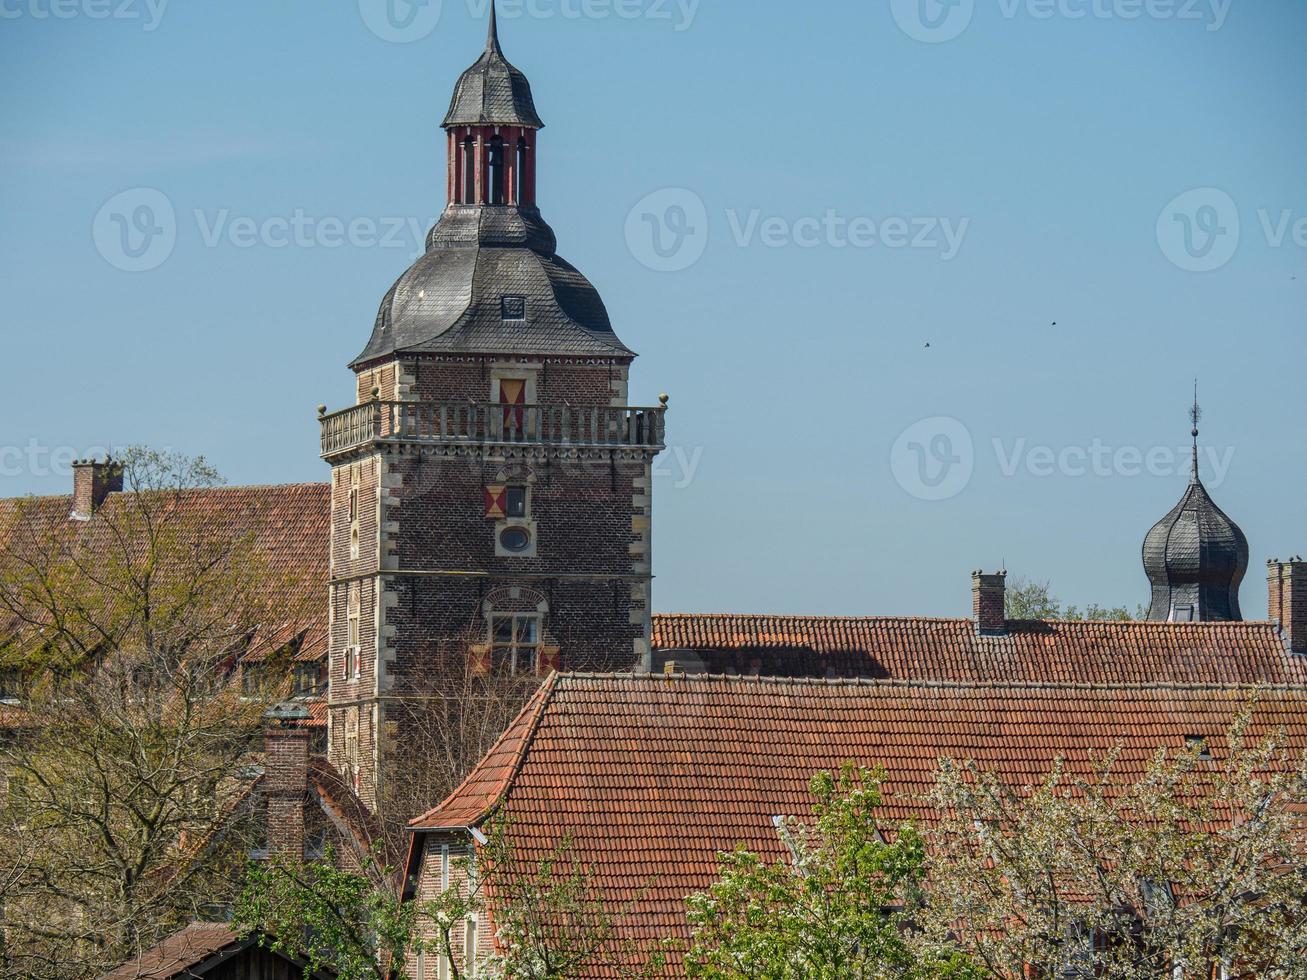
1189, 379, 1202, 482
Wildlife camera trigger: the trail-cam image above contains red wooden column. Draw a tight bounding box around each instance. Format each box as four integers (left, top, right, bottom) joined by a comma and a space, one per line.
474, 126, 486, 205
447, 130, 457, 204
503, 125, 519, 206
523, 132, 537, 206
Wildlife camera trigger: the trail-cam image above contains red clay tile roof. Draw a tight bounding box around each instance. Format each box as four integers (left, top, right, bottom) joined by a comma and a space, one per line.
99, 923, 333, 980
0, 484, 329, 664
410, 673, 1307, 975
99, 923, 241, 980
651, 614, 1307, 685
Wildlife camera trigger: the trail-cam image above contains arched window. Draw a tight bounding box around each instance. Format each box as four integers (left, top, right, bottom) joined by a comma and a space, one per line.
461, 137, 476, 204
487, 135, 505, 205
515, 137, 528, 205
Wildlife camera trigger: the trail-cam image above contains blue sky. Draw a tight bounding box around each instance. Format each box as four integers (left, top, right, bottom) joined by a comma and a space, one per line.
1, 0, 1304, 617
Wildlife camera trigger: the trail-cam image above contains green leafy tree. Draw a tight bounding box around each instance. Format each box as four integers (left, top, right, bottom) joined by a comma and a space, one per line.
234, 848, 415, 980
234, 822, 666, 980
923, 715, 1307, 978
684, 765, 978, 980
0, 449, 310, 980
1005, 576, 1141, 622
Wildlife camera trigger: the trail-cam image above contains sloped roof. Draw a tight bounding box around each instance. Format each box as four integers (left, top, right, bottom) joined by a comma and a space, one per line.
99, 923, 333, 980
0, 484, 329, 664
1143, 472, 1249, 622
651, 614, 1307, 685
99, 923, 242, 980
443, 4, 544, 129
409, 674, 1307, 973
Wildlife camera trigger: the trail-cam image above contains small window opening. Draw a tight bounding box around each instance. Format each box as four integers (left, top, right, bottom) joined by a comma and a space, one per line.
501, 295, 526, 321
515, 137, 528, 203
1184, 735, 1213, 761
504, 486, 527, 518
490, 614, 540, 675
487, 136, 505, 206
461, 137, 476, 204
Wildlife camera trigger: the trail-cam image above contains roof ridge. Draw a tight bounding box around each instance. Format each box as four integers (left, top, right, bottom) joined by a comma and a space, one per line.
407, 672, 560, 831
652, 612, 1277, 629
555, 672, 1307, 694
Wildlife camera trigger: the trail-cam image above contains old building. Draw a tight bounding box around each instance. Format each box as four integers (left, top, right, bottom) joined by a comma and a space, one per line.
405, 673, 1307, 978
99, 923, 334, 980
2, 7, 1304, 980
317, 4, 667, 808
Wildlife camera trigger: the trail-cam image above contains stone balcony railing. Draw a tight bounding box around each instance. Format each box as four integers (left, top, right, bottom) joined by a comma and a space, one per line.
320, 400, 667, 459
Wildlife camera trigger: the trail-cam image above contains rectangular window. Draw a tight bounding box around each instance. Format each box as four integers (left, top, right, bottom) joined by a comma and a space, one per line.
490, 615, 540, 675
501, 295, 526, 321
504, 486, 527, 518
464, 918, 478, 978
293, 662, 324, 698
242, 664, 266, 696
349, 470, 361, 560
347, 586, 362, 680
415, 949, 425, 980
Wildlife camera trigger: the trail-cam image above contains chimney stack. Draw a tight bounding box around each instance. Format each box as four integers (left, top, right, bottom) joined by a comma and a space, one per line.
264, 703, 311, 862
71, 458, 123, 520
973, 570, 1008, 636
1268, 559, 1307, 654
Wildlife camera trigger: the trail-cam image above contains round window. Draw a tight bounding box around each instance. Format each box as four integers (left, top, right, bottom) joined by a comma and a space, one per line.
499, 526, 531, 553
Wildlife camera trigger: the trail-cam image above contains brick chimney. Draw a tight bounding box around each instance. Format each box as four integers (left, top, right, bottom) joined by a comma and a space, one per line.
71, 458, 123, 520
973, 570, 1008, 636
1268, 558, 1307, 654
264, 703, 311, 862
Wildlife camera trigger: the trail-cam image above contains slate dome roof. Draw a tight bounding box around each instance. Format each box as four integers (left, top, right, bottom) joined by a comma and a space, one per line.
442, 5, 544, 129
351, 8, 632, 367
353, 207, 632, 364
1142, 422, 1249, 622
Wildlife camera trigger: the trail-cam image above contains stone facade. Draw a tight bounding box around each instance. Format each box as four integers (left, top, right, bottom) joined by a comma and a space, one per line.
324, 355, 662, 807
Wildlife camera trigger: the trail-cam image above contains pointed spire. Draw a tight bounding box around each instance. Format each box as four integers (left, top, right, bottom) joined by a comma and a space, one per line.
486, 0, 502, 54
1189, 379, 1202, 483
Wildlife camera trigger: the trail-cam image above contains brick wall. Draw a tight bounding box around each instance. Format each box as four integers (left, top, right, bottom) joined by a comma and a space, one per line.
1268, 559, 1307, 654
327, 354, 658, 812
264, 727, 309, 860
409, 834, 492, 980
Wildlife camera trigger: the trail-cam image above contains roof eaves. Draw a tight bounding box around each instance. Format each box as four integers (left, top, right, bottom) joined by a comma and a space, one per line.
407, 671, 560, 833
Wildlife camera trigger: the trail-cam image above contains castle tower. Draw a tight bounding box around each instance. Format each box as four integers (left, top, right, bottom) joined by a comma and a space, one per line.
1142, 391, 1248, 622
319, 8, 666, 807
